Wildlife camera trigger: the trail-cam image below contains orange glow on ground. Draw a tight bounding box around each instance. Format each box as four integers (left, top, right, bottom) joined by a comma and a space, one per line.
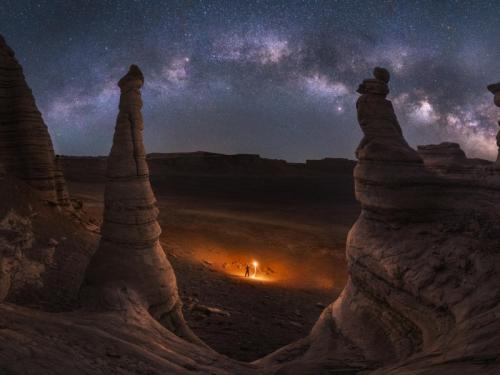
190, 245, 338, 290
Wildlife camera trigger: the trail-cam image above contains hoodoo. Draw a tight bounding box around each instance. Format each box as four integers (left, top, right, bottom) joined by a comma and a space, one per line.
355, 66, 421, 163
260, 68, 500, 374
83, 65, 199, 344
0, 34, 68, 206
488, 81, 500, 166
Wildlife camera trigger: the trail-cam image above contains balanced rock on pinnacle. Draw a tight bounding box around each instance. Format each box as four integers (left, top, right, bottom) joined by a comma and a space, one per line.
260, 68, 500, 375
355, 67, 421, 162
0, 34, 69, 206
82, 65, 200, 344
373, 66, 390, 83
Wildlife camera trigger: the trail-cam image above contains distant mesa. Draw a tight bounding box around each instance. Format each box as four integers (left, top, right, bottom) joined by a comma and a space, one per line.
59, 152, 356, 182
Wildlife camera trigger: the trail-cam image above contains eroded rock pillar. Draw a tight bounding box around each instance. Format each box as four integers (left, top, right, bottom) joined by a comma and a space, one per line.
355, 67, 421, 162
83, 65, 200, 344
0, 34, 67, 205
487, 82, 500, 165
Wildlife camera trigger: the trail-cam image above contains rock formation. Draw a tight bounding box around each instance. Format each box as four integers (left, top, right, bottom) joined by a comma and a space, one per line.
355, 67, 421, 163
417, 142, 468, 168
1, 61, 500, 374
54, 155, 71, 207
488, 82, 500, 166
82, 65, 200, 344
417, 142, 490, 171
259, 68, 500, 374
0, 34, 69, 206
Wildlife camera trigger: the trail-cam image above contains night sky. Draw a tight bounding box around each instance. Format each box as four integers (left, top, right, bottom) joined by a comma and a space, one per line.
2, 0, 500, 161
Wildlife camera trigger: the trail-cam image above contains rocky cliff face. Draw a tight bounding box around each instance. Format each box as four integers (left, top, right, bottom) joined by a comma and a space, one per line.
0, 34, 68, 206
82, 65, 200, 344
259, 68, 500, 374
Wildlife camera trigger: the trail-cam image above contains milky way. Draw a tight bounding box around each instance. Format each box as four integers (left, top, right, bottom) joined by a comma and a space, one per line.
2, 0, 500, 161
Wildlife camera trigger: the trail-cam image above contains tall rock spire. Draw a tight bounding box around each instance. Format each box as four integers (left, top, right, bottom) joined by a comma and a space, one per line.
83, 65, 199, 344
0, 34, 68, 205
487, 82, 500, 166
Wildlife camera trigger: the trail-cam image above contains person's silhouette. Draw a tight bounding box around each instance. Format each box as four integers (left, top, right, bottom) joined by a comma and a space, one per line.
244, 264, 250, 277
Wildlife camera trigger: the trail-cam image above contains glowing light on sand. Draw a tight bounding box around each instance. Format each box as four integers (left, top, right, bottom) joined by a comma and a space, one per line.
251, 260, 259, 278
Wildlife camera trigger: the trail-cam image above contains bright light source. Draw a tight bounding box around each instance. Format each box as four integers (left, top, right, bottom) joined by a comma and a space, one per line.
251, 260, 258, 278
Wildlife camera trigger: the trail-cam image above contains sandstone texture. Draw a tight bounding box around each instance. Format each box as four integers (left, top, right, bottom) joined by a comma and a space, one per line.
0, 303, 254, 375
355, 67, 421, 162
417, 142, 467, 166
82, 65, 200, 344
0, 35, 68, 206
259, 69, 500, 374
488, 81, 500, 165
0, 175, 97, 310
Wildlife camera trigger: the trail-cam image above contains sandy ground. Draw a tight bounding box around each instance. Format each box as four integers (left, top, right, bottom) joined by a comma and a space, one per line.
67, 174, 359, 361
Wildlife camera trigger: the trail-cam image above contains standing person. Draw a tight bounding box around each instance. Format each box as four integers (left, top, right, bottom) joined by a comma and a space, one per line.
244, 264, 250, 277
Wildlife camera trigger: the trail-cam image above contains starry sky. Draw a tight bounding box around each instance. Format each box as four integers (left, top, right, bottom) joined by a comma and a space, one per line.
2, 0, 500, 161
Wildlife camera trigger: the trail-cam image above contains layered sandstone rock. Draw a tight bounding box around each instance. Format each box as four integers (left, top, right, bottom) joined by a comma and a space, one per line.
355, 67, 421, 163
417, 142, 467, 166
83, 65, 200, 344
488, 82, 500, 166
260, 68, 500, 374
417, 142, 490, 171
0, 34, 68, 206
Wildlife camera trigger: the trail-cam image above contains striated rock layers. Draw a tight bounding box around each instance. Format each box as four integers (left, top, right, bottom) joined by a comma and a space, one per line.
260, 68, 500, 374
488, 81, 500, 166
0, 34, 68, 206
83, 65, 200, 344
355, 66, 421, 163
417, 142, 467, 167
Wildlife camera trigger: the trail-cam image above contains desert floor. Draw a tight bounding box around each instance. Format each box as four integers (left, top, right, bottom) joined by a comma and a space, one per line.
68, 173, 359, 361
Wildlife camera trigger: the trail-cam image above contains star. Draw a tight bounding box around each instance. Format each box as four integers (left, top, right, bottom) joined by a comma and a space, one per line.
1, 0, 499, 161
